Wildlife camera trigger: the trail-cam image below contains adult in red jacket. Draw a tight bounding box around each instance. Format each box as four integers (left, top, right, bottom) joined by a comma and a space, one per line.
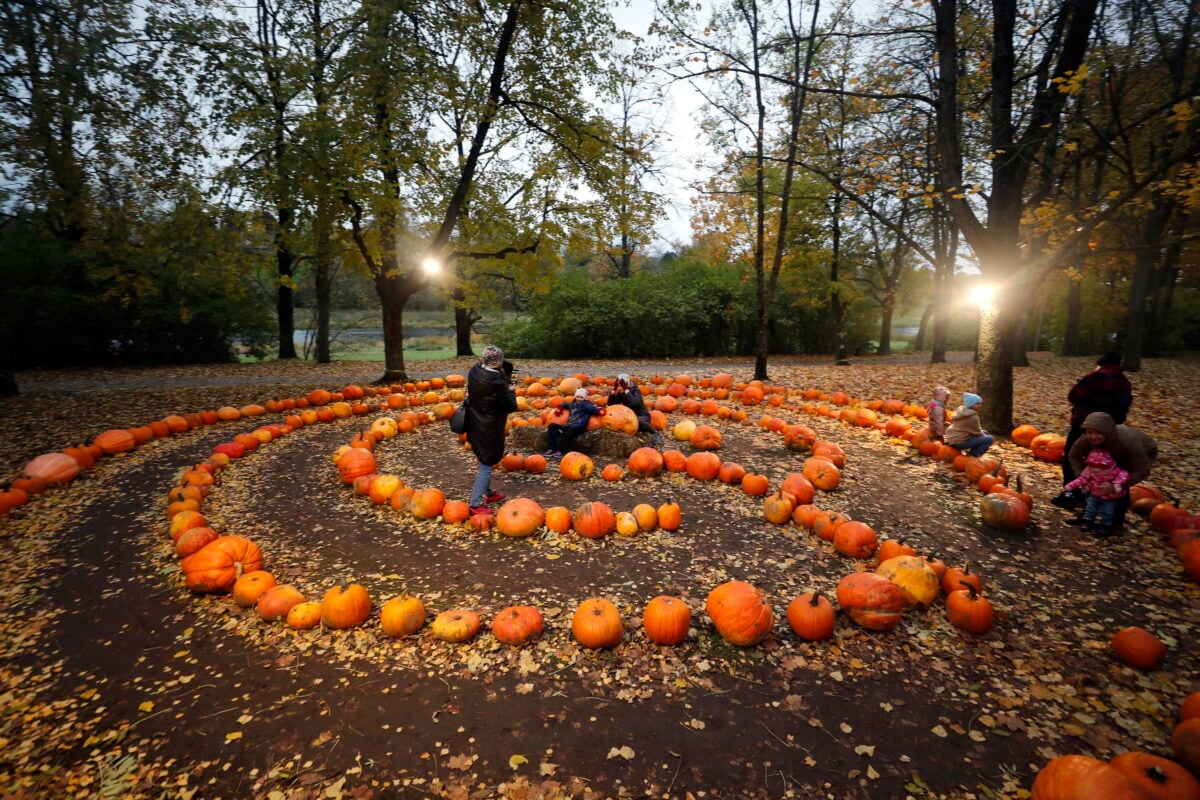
1062, 352, 1133, 488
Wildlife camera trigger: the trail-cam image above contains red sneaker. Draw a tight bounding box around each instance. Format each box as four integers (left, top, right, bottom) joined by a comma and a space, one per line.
469, 505, 491, 516
484, 492, 507, 504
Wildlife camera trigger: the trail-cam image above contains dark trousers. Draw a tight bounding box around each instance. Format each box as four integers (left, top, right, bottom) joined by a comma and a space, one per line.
1061, 425, 1084, 486
547, 421, 587, 452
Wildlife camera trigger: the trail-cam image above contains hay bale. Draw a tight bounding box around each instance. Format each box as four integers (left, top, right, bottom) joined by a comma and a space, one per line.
509, 426, 653, 458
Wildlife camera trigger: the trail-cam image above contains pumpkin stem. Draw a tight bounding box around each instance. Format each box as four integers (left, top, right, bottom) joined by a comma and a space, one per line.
1014, 474, 1024, 493
1145, 765, 1168, 784
959, 580, 979, 600
809, 590, 823, 607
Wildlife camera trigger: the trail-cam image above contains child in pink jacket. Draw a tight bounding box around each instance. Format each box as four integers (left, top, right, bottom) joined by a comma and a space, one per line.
926, 386, 949, 441
1063, 449, 1130, 535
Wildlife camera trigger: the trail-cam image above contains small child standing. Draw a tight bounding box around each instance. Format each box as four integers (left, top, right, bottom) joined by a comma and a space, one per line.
927, 386, 950, 441
1062, 449, 1130, 536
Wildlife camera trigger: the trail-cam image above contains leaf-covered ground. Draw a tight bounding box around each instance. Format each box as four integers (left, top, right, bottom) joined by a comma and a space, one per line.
0, 352, 1197, 800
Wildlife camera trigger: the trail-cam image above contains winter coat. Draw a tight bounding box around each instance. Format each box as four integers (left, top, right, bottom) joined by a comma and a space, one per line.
944, 406, 983, 447
1064, 463, 1131, 500
607, 384, 651, 425
1068, 412, 1157, 486
465, 362, 517, 466
927, 387, 949, 439
563, 398, 602, 428
1067, 366, 1133, 428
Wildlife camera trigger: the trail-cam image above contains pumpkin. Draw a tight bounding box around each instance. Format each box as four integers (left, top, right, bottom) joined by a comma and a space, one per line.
1110, 626, 1167, 670
941, 564, 983, 596
601, 404, 639, 435
492, 605, 544, 646
642, 596, 691, 645
1180, 540, 1200, 583
500, 452, 526, 472
408, 487, 447, 519
657, 501, 682, 531
256, 584, 306, 621
1108, 751, 1200, 800
431, 609, 482, 643
368, 474, 403, 505
836, 572, 905, 632
685, 451, 721, 481
786, 591, 835, 641
544, 506, 572, 533
494, 498, 545, 538
980, 493, 1030, 530
877, 538, 916, 562
1011, 424, 1040, 447
811, 441, 846, 467
337, 449, 377, 483
441, 500, 471, 524
1175, 718, 1200, 775
1031, 754, 1141, 800
876, 555, 940, 609
22, 452, 81, 486
181, 535, 264, 593
523, 453, 548, 474
284, 601, 322, 630
717, 461, 746, 484
792, 504, 822, 530
320, 583, 371, 629
232, 570, 276, 608
601, 463, 625, 482
380, 594, 426, 638
572, 598, 624, 649
631, 503, 658, 532
832, 521, 879, 559
627, 447, 664, 478
705, 580, 774, 646
1030, 433, 1067, 462
689, 424, 723, 450
573, 501, 616, 539
93, 428, 137, 455
741, 473, 770, 496
559, 452, 595, 481
661, 449, 688, 472
779, 473, 816, 505
802, 457, 841, 491
1182, 691, 1200, 722
614, 511, 640, 536
946, 582, 994, 634
762, 492, 795, 525
812, 510, 848, 541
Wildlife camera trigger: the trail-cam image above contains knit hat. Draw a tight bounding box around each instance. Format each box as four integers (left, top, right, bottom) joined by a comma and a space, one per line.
1096, 352, 1122, 367
481, 345, 504, 368
963, 392, 982, 409
932, 386, 949, 403
613, 376, 630, 392
574, 388, 589, 400
1085, 449, 1116, 468
1082, 412, 1116, 435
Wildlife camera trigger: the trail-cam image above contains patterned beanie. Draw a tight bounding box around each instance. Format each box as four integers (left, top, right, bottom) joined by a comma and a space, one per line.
574, 388, 589, 400
482, 345, 504, 368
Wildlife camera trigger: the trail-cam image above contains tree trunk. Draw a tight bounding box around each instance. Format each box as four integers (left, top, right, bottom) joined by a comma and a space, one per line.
878, 302, 894, 355
275, 205, 298, 359
1122, 199, 1173, 371
455, 303, 475, 357
913, 302, 932, 351
314, 198, 333, 364
1062, 278, 1082, 355
974, 285, 1017, 433
376, 263, 412, 384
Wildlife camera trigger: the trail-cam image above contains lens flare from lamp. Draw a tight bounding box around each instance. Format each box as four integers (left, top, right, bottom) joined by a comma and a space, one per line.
421, 257, 441, 276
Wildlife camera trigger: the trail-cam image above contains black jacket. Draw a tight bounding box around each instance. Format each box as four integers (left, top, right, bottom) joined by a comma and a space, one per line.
607, 384, 651, 424
465, 363, 517, 465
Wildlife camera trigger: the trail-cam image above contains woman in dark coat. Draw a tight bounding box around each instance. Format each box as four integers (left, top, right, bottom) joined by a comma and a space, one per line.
607, 373, 660, 445
466, 346, 517, 513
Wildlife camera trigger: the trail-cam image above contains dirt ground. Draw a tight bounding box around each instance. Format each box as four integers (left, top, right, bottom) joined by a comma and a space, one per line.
0, 354, 1197, 800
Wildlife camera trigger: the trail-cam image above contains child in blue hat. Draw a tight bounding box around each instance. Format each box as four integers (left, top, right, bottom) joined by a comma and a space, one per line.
944, 392, 994, 457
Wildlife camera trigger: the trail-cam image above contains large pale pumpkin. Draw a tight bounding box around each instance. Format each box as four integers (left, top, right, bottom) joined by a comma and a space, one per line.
705, 580, 774, 646
181, 535, 264, 593
875, 556, 940, 609
22, 452, 81, 486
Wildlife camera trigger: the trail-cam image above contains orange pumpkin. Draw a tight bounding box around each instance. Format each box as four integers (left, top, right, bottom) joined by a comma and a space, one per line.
1031, 755, 1142, 800
812, 510, 848, 541
779, 473, 815, 505
601, 463, 625, 482
741, 472, 770, 496
441, 500, 471, 524
631, 503, 658, 532
689, 424, 723, 450
1182, 691, 1200, 722
945, 583, 994, 634
941, 564, 983, 596
523, 453, 548, 474
877, 538, 916, 562
980, 493, 1030, 530
1174, 718, 1200, 775
786, 591, 835, 641
832, 521, 879, 559
544, 505, 572, 533
337, 449, 377, 483
1109, 751, 1200, 800
802, 457, 841, 491
93, 428, 137, 455
285, 601, 323, 630
379, 594, 426, 637
642, 595, 691, 645
685, 451, 721, 481
232, 570, 276, 608
431, 609, 482, 643
627, 447, 665, 478
572, 598, 624, 649
492, 605, 544, 646
500, 452, 526, 471
573, 501, 616, 539
256, 585, 306, 621
408, 487, 447, 520
717, 461, 746, 484
495, 497, 545, 538
22, 452, 81, 486
836, 572, 905, 632
1011, 424, 1040, 447
559, 451, 595, 480
1110, 626, 1167, 670
321, 584, 371, 629
180, 535, 264, 593
705, 580, 774, 646
661, 449, 687, 472
811, 441, 846, 468
657, 501, 682, 531
1030, 433, 1067, 462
